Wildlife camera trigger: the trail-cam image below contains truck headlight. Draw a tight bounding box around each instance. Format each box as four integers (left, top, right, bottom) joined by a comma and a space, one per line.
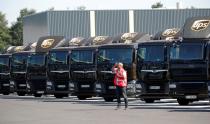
47, 81, 52, 86
169, 84, 176, 89
136, 83, 142, 89
127, 83, 134, 89
127, 80, 136, 88
27, 83, 30, 88
10, 81, 14, 85
69, 82, 74, 88
96, 84, 102, 89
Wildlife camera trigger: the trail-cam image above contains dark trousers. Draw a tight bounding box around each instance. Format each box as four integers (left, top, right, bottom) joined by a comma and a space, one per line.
116, 86, 128, 107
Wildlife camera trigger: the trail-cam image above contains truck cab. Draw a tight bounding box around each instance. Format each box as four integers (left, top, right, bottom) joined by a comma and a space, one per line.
11, 51, 31, 96
169, 17, 210, 105
26, 36, 65, 97
136, 41, 170, 103
136, 28, 180, 103
47, 37, 86, 98
96, 33, 150, 102
47, 47, 72, 98
70, 46, 97, 100
27, 52, 47, 97
0, 54, 12, 95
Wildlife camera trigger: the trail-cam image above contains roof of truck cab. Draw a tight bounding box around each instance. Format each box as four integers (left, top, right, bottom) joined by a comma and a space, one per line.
0, 54, 11, 57
71, 46, 97, 51
50, 46, 75, 52
138, 40, 175, 45
98, 43, 137, 49
12, 51, 32, 55
182, 16, 210, 39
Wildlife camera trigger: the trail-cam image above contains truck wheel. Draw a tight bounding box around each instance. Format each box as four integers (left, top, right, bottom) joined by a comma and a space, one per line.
34, 93, 42, 97
177, 98, 190, 105
77, 96, 87, 100
2, 92, 10, 95
144, 99, 155, 103
104, 97, 114, 102
54, 94, 64, 99
17, 92, 26, 96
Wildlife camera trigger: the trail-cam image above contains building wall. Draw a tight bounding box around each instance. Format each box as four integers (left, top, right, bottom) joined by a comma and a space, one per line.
23, 9, 210, 45
47, 11, 90, 40
95, 10, 129, 36
23, 12, 48, 45
134, 9, 210, 35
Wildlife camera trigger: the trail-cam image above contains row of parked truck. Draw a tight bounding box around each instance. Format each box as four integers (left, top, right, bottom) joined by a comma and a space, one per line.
0, 16, 210, 105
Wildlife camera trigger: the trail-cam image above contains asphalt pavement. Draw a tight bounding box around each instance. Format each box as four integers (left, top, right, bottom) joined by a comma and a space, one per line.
0, 95, 210, 124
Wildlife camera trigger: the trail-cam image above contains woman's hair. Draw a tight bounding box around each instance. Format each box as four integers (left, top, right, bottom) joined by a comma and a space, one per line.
118, 62, 123, 67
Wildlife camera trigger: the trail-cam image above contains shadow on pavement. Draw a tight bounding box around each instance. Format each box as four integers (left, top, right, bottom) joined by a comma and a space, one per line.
168, 109, 210, 112
1, 95, 210, 113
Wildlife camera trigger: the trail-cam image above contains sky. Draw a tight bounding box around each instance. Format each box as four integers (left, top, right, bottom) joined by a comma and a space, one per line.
0, 0, 210, 26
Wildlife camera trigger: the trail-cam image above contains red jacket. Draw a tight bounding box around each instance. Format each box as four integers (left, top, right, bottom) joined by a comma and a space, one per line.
113, 67, 127, 87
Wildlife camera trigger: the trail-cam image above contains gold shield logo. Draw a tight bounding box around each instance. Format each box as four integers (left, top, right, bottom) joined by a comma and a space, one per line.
93, 36, 107, 44
41, 39, 55, 48
14, 46, 24, 52
121, 33, 138, 41
69, 38, 83, 45
162, 28, 179, 37
191, 20, 210, 31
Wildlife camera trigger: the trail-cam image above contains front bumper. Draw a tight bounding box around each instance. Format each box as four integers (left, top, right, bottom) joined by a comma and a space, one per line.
46, 81, 70, 94
15, 80, 29, 92
169, 81, 209, 100
69, 81, 97, 96
95, 80, 137, 97
28, 80, 47, 94
136, 80, 170, 99
95, 81, 116, 97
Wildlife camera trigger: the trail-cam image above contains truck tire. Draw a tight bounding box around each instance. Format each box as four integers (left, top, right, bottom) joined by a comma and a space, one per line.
54, 94, 64, 98
2, 92, 10, 95
34, 93, 42, 97
177, 98, 190, 105
17, 92, 26, 96
104, 97, 114, 102
77, 95, 87, 100
144, 99, 155, 103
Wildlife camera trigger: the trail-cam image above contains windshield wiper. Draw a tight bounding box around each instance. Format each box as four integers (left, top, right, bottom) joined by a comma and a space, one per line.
71, 58, 92, 64
51, 58, 65, 64
98, 56, 111, 63
14, 60, 23, 65
0, 63, 7, 66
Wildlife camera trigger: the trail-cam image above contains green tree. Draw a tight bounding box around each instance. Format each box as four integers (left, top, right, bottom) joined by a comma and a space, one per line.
151, 2, 163, 9
0, 11, 11, 52
10, 8, 36, 46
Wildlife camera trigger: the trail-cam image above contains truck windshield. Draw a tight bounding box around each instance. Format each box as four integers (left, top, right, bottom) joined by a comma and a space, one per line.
11, 54, 28, 72
49, 51, 68, 64
98, 48, 133, 64
71, 50, 93, 64
138, 45, 164, 62
170, 43, 203, 60
28, 54, 45, 66
0, 57, 9, 66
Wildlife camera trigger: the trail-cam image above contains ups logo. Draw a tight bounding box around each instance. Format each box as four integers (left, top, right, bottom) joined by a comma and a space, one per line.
14, 46, 23, 52
69, 38, 82, 45
121, 33, 137, 41
162, 28, 179, 37
191, 20, 210, 31
93, 36, 107, 43
41, 39, 55, 48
